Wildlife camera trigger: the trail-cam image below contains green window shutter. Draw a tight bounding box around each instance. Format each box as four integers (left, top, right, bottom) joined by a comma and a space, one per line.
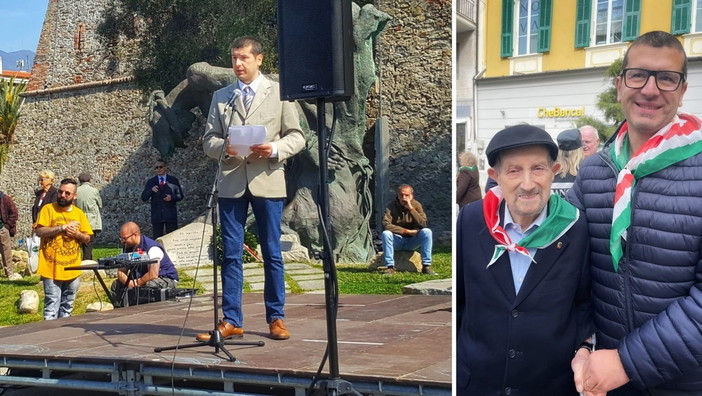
501, 0, 514, 57
671, 0, 691, 35
575, 0, 591, 48
538, 0, 553, 52
622, 0, 641, 41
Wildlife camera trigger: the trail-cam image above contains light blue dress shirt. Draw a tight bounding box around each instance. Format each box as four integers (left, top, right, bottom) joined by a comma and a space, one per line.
504, 204, 548, 294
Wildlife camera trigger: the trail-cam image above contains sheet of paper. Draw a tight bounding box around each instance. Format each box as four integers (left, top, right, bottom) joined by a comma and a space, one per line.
228, 125, 267, 157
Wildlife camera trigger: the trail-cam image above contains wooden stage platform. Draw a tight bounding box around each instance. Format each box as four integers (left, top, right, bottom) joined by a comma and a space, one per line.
0, 293, 452, 395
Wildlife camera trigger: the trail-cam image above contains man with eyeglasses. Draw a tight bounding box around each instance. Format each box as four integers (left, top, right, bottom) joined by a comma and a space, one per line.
141, 159, 184, 238
110, 222, 179, 307
567, 31, 702, 395
34, 178, 92, 320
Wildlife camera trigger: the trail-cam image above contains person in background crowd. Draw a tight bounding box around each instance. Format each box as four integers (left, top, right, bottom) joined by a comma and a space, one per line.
75, 172, 102, 260
32, 170, 58, 224
579, 125, 600, 158
552, 129, 585, 197
34, 178, 92, 320
141, 159, 184, 238
381, 184, 435, 276
110, 222, 179, 307
456, 151, 482, 208
0, 190, 19, 280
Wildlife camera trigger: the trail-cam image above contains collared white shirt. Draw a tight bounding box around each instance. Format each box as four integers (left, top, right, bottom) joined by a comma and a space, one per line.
504, 204, 548, 294
238, 73, 264, 96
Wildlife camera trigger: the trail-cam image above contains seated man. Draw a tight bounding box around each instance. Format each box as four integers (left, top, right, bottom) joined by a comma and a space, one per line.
110, 221, 179, 307
381, 184, 435, 275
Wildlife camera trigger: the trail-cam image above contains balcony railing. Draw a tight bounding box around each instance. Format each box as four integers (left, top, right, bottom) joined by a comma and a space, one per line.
456, 0, 476, 23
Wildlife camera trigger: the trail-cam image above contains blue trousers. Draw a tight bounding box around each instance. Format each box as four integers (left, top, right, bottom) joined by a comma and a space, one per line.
219, 195, 285, 327
381, 228, 433, 267
43, 276, 80, 320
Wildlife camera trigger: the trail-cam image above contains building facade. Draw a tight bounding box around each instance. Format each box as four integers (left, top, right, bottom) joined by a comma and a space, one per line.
455, 0, 478, 158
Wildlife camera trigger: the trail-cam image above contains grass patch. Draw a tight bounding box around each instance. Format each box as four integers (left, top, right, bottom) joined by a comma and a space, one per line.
334, 246, 451, 295
0, 245, 451, 326
0, 246, 205, 326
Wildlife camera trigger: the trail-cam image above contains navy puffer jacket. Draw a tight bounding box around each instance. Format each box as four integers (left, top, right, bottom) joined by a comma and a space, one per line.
567, 136, 702, 391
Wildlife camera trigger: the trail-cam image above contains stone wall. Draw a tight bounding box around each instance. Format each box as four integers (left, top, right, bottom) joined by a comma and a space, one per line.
29, 0, 138, 91
372, 0, 453, 244
5, 0, 209, 243
4, 0, 453, 253
3, 83, 215, 243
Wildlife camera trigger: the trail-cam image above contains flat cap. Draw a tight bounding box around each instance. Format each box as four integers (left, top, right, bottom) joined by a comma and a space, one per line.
78, 172, 92, 183
557, 129, 583, 151
486, 124, 558, 167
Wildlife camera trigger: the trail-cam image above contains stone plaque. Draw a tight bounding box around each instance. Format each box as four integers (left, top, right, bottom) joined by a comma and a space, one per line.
157, 218, 213, 269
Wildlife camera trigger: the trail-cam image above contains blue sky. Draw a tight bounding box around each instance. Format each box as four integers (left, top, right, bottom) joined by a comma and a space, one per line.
0, 0, 49, 52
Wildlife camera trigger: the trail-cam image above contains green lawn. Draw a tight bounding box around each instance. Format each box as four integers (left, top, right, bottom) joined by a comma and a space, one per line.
334, 246, 451, 294
0, 245, 451, 326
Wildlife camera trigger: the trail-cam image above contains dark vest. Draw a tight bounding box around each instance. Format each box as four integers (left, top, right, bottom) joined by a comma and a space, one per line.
131, 236, 179, 281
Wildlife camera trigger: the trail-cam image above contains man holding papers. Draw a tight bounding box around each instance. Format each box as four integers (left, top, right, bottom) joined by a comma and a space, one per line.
200, 36, 305, 341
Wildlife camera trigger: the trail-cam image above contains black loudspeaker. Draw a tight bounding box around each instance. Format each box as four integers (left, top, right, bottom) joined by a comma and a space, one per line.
277, 0, 354, 101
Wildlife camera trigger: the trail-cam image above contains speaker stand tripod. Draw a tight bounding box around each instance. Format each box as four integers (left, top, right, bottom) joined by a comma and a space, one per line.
154, 126, 264, 361
309, 98, 362, 396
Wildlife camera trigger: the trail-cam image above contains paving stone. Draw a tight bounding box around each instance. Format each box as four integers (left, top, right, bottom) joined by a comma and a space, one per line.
289, 274, 324, 281
295, 280, 325, 291
286, 268, 324, 275
284, 263, 316, 270
402, 278, 452, 295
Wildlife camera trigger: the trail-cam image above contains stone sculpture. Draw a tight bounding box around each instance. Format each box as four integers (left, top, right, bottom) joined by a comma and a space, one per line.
146, 3, 391, 263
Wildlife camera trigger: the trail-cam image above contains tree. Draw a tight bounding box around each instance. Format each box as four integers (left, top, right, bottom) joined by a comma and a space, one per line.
98, 0, 277, 93
0, 77, 27, 173
98, 0, 378, 94
576, 58, 623, 141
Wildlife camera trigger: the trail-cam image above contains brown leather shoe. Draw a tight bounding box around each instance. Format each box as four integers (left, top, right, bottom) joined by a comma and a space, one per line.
195, 320, 243, 342
269, 319, 290, 340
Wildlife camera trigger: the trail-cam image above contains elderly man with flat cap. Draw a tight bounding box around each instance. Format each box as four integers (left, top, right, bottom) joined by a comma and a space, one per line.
456, 124, 593, 396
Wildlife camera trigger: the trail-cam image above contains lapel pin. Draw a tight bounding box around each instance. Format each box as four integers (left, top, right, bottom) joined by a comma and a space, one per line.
556, 241, 563, 249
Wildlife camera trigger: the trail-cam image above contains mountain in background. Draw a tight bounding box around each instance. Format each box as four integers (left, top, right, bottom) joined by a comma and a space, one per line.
0, 50, 35, 72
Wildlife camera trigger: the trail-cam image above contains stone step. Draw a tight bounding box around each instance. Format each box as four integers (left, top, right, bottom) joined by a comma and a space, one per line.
182, 262, 326, 294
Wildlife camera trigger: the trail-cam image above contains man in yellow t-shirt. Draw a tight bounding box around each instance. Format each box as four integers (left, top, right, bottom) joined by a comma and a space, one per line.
34, 178, 92, 320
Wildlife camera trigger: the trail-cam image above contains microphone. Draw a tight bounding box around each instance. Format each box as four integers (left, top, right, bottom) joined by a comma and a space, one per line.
226, 88, 242, 109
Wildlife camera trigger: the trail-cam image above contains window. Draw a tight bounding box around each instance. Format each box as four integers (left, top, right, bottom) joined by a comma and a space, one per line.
501, 0, 552, 57
517, 0, 540, 54
675, 0, 702, 33
575, 0, 639, 48
595, 0, 623, 45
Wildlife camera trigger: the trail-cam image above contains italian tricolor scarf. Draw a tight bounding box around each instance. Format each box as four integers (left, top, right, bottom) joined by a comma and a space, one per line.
610, 113, 702, 271
483, 186, 579, 268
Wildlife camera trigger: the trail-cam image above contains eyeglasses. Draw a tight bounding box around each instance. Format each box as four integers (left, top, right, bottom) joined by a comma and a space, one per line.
154, 165, 164, 169
621, 68, 685, 92
119, 232, 137, 242
58, 190, 73, 196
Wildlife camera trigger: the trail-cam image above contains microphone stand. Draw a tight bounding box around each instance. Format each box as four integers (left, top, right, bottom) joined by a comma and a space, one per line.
154, 91, 264, 360
310, 98, 361, 396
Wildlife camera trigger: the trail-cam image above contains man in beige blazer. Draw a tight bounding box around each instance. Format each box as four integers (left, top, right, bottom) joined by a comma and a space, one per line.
198, 36, 305, 342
